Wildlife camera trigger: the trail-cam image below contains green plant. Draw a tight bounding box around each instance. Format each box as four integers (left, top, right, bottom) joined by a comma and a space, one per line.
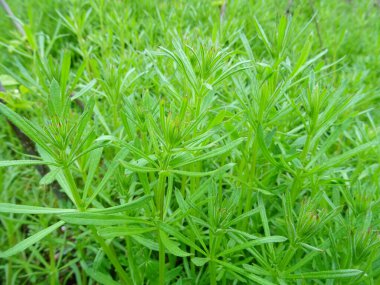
0, 0, 379, 284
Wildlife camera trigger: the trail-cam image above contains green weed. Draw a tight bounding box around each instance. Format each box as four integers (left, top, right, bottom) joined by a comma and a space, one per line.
0, 0, 379, 284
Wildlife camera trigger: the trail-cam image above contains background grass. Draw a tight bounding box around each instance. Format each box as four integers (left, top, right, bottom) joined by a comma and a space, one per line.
0, 0, 380, 284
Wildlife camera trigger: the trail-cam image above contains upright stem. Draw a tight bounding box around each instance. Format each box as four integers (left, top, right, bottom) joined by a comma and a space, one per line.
0, 0, 26, 37
62, 166, 130, 284
49, 244, 56, 285
308, 0, 324, 48
157, 173, 166, 220
300, 132, 312, 162
126, 237, 141, 284
292, 130, 313, 202
157, 172, 167, 285
242, 138, 258, 230
62, 167, 83, 211
158, 232, 166, 285
90, 227, 131, 285
279, 243, 298, 270
6, 259, 12, 285
209, 228, 222, 285
209, 259, 217, 285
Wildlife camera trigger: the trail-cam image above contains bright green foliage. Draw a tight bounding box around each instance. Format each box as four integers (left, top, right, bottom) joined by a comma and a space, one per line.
0, 0, 379, 284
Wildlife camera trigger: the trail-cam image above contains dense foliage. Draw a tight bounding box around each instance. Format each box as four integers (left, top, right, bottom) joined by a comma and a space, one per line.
0, 0, 380, 284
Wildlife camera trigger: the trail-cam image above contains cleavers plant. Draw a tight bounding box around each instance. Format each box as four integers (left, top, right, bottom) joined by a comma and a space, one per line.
1, 0, 380, 284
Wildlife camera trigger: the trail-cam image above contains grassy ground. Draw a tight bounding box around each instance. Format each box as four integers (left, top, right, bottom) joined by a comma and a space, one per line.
0, 0, 380, 284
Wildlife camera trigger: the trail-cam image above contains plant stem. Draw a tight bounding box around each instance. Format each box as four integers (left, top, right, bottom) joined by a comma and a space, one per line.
90, 227, 131, 285
62, 167, 83, 211
157, 172, 167, 285
209, 259, 217, 285
6, 260, 12, 285
300, 132, 312, 162
0, 0, 25, 37
62, 166, 130, 283
158, 231, 166, 285
209, 228, 221, 285
49, 244, 56, 285
279, 244, 298, 269
126, 237, 141, 284
157, 172, 166, 220
242, 138, 258, 230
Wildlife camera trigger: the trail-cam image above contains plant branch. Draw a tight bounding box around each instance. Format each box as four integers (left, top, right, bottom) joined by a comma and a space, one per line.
0, 0, 25, 37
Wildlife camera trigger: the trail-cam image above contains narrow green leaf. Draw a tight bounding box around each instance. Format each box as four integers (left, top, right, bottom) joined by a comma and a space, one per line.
258, 193, 275, 257
82, 265, 120, 285
98, 226, 156, 239
216, 260, 276, 285
175, 190, 190, 212
0, 221, 65, 258
300, 242, 323, 252
121, 161, 158, 173
253, 17, 272, 55
0, 203, 77, 214
218, 236, 287, 257
160, 231, 191, 257
172, 138, 244, 168
0, 103, 54, 157
132, 236, 159, 251
71, 79, 97, 100
86, 148, 129, 206
40, 168, 61, 185
0, 160, 56, 168
83, 147, 103, 200
50, 79, 63, 116
308, 141, 376, 173
243, 264, 272, 276
291, 49, 328, 80
291, 37, 311, 77
308, 120, 351, 167
159, 222, 206, 255
70, 99, 96, 155
257, 125, 281, 168
60, 213, 151, 226
121, 143, 158, 166
225, 208, 261, 227
285, 269, 364, 279
240, 33, 255, 60
60, 52, 71, 95
170, 163, 235, 177
191, 257, 209, 266
88, 195, 153, 214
